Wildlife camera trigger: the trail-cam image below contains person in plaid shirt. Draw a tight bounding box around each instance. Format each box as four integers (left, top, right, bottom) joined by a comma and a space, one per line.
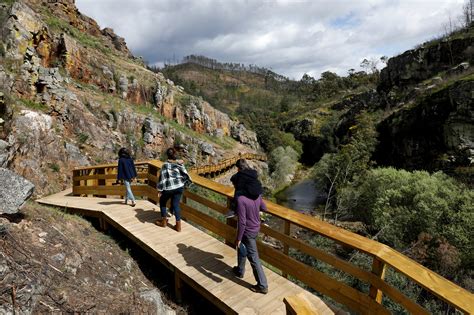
156, 147, 191, 232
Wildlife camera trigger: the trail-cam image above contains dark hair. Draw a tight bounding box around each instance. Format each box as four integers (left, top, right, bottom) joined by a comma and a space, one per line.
118, 147, 130, 158
166, 147, 177, 160
235, 159, 249, 170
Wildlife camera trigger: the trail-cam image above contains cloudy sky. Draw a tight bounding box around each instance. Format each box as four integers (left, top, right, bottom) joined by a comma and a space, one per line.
76, 0, 464, 79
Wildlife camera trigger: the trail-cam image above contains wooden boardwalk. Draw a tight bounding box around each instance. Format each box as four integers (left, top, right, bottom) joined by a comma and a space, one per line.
37, 190, 335, 315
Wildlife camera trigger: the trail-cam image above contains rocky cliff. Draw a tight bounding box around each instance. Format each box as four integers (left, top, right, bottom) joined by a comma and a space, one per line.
285, 26, 474, 178
0, 0, 260, 195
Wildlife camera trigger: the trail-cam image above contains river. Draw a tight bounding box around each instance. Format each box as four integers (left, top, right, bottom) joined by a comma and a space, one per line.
275, 179, 326, 214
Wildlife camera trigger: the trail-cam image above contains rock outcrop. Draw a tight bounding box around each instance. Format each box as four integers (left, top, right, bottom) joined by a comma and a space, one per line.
379, 27, 474, 91
374, 80, 474, 171
0, 0, 263, 194
0, 168, 35, 214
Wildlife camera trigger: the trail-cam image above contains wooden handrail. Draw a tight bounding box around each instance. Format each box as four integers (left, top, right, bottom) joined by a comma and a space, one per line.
190, 153, 267, 176
71, 160, 474, 314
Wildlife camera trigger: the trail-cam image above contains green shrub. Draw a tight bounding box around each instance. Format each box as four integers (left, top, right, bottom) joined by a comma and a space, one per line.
269, 146, 300, 191
19, 98, 48, 112
77, 133, 89, 144
48, 163, 60, 172
350, 167, 473, 267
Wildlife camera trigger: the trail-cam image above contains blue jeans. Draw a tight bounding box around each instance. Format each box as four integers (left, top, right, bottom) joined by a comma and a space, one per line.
159, 186, 184, 221
124, 180, 135, 204
237, 232, 268, 289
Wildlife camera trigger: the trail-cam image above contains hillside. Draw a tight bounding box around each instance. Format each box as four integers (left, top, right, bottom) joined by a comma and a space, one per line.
0, 0, 262, 196
0, 202, 185, 314
163, 57, 378, 155
164, 28, 474, 180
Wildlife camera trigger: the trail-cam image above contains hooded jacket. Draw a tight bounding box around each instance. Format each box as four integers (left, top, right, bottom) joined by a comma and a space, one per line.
230, 169, 263, 200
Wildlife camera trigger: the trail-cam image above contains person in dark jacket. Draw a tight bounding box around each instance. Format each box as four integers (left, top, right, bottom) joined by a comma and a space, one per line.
225, 158, 263, 218
117, 148, 137, 207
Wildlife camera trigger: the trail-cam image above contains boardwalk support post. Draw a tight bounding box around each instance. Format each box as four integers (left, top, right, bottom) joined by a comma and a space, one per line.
175, 270, 183, 303
369, 257, 387, 303
99, 217, 109, 232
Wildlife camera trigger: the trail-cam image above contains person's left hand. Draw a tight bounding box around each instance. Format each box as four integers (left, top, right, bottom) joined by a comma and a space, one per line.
235, 240, 241, 250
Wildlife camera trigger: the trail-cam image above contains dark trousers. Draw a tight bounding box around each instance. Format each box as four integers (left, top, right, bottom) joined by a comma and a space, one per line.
159, 187, 184, 221
237, 232, 268, 289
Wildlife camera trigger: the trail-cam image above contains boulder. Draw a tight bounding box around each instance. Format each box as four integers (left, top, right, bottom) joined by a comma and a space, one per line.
0, 168, 35, 214
199, 141, 215, 156
101, 27, 131, 56
142, 118, 165, 144
139, 288, 175, 315
230, 123, 259, 150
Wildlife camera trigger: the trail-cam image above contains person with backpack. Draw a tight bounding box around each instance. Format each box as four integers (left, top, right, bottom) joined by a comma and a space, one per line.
232, 193, 269, 294
117, 147, 137, 207
225, 158, 263, 218
156, 147, 192, 232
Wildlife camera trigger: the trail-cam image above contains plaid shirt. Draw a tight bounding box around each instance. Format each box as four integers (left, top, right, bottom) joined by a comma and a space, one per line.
157, 161, 191, 191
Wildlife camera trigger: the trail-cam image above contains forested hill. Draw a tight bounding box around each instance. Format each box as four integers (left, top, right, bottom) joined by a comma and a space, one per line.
163, 57, 378, 155
163, 25, 474, 181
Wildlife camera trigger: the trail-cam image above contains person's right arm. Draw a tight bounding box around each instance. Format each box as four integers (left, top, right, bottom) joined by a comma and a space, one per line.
260, 198, 267, 212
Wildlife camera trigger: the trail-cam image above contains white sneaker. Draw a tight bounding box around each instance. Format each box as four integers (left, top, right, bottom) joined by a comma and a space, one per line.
224, 210, 236, 218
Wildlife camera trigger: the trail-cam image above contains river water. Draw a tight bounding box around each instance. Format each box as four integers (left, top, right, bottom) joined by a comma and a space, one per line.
275, 179, 326, 214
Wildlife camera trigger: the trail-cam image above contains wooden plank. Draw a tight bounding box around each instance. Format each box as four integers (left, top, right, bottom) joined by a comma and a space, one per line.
73, 173, 148, 181
284, 293, 319, 315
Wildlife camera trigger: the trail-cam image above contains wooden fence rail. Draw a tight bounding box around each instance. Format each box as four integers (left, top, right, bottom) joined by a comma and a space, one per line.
72, 159, 474, 314
189, 153, 267, 176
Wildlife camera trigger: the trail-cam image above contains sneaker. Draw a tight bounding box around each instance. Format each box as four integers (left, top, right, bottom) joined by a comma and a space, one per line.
131, 202, 136, 207
232, 266, 243, 279
250, 284, 268, 294
225, 210, 236, 218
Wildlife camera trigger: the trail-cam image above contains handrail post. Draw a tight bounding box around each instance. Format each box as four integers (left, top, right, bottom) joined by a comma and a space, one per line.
72, 169, 80, 196
225, 196, 236, 247
96, 168, 106, 198
147, 162, 158, 204
369, 257, 387, 304
282, 221, 290, 278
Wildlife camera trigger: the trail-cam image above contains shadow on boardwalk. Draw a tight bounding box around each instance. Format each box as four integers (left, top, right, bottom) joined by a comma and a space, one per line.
177, 243, 250, 288
133, 208, 161, 224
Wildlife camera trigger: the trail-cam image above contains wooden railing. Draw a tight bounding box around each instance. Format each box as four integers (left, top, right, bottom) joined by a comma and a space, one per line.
72, 160, 474, 314
190, 153, 267, 176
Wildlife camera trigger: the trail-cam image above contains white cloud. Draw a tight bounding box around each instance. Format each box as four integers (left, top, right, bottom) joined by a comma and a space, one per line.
76, 0, 465, 79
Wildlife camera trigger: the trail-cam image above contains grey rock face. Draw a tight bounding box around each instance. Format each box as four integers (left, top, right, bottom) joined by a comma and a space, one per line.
0, 140, 8, 167
230, 123, 259, 149
65, 142, 89, 166
119, 75, 128, 98
0, 168, 35, 214
379, 35, 474, 90
154, 81, 168, 109
199, 141, 215, 156
143, 118, 165, 144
